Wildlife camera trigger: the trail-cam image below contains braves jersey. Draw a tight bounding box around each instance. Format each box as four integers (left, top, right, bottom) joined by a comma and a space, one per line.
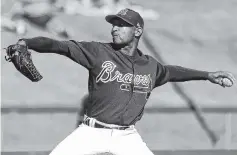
24, 37, 209, 126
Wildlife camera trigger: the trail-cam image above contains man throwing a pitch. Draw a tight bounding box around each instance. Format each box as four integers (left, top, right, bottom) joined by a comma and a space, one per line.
10, 8, 235, 155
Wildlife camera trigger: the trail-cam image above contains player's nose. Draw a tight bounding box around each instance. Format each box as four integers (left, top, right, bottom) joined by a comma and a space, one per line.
111, 29, 119, 36
112, 25, 119, 32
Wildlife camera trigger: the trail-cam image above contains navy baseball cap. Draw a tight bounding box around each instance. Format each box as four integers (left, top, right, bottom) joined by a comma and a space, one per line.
105, 8, 144, 29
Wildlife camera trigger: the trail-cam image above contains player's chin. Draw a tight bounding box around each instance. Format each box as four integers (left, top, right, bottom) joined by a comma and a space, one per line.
113, 39, 127, 45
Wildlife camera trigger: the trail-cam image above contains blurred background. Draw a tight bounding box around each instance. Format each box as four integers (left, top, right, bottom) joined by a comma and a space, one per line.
1, 0, 237, 154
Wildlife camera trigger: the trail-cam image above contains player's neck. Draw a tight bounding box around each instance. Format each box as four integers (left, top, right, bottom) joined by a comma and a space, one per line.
119, 40, 139, 57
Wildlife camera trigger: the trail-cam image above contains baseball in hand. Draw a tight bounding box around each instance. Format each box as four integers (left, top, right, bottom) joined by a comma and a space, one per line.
221, 78, 233, 87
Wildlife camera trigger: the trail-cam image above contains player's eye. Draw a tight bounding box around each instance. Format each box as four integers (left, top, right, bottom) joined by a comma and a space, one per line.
113, 23, 124, 27
118, 23, 125, 27
112, 20, 132, 27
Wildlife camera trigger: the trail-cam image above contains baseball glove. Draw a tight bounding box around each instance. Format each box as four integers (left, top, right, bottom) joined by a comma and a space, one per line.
5, 43, 43, 82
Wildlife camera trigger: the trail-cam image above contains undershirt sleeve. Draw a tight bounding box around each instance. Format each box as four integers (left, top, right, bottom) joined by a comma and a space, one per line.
154, 62, 209, 87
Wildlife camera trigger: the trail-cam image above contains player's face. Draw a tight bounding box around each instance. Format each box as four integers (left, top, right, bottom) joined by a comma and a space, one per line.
111, 18, 136, 45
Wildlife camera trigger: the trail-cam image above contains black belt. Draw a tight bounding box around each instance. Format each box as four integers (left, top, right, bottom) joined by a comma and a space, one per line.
83, 118, 130, 130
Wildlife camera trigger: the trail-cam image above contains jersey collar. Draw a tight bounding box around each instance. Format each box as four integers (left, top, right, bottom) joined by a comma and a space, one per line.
110, 43, 148, 62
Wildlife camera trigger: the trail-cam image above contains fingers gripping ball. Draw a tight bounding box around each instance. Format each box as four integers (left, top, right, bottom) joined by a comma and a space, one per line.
221, 78, 233, 87
5, 44, 43, 82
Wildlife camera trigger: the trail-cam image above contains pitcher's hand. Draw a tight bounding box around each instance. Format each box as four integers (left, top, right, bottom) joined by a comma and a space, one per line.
208, 71, 235, 87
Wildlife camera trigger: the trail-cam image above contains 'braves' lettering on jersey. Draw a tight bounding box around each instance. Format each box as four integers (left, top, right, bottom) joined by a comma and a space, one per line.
96, 61, 151, 87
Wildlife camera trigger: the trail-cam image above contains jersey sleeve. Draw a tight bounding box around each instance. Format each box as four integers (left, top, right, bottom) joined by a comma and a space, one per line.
63, 40, 99, 70
154, 62, 170, 87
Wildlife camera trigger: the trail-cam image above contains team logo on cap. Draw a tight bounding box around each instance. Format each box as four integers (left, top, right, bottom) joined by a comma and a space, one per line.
118, 9, 129, 16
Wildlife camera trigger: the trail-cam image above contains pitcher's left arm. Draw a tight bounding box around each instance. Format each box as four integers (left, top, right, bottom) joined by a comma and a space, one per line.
155, 63, 235, 88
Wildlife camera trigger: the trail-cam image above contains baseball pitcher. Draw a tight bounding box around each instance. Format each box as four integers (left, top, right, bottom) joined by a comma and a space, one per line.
5, 8, 235, 155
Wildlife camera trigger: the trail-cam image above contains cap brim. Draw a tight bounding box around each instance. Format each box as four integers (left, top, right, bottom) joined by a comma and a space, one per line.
105, 15, 134, 26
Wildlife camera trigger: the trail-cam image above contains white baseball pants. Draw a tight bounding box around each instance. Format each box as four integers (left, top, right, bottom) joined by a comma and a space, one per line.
49, 123, 154, 155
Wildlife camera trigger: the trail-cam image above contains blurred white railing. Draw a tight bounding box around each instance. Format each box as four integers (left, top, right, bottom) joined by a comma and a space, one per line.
2, 105, 237, 113
1, 105, 237, 150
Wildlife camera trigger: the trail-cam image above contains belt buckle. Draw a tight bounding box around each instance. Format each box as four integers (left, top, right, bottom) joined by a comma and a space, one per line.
114, 126, 121, 130
122, 126, 129, 130
114, 125, 129, 130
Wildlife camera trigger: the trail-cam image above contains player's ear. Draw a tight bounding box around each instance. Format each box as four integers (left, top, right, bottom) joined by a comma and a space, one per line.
135, 27, 143, 38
